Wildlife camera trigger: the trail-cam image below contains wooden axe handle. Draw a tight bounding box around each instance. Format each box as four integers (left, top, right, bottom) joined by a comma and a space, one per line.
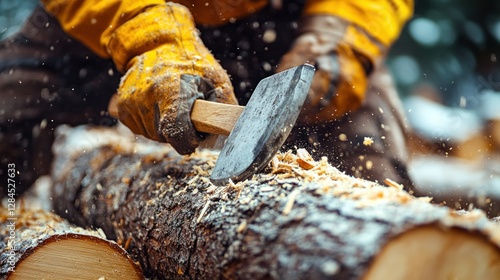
191, 99, 245, 136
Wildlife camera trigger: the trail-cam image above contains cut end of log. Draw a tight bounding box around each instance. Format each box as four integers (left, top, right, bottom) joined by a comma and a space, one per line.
1, 208, 143, 279
366, 226, 500, 280
9, 234, 143, 280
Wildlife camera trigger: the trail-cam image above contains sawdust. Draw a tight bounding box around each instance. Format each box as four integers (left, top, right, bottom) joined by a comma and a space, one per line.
267, 148, 438, 209
363, 137, 374, 146
182, 147, 500, 246
188, 147, 429, 208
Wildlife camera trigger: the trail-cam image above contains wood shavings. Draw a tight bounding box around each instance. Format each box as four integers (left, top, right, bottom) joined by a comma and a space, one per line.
122, 177, 131, 184
173, 186, 188, 197
236, 220, 247, 233
271, 156, 279, 170
97, 228, 107, 239
296, 148, 316, 170
239, 197, 251, 205
384, 178, 404, 190
197, 200, 211, 223
146, 198, 156, 207
188, 147, 418, 212
177, 266, 184, 275
292, 168, 319, 181
206, 185, 217, 194
200, 177, 212, 185
259, 186, 274, 192
276, 173, 297, 179
187, 175, 199, 185
193, 165, 209, 176
418, 197, 433, 203
282, 190, 300, 215
123, 236, 132, 250
363, 137, 374, 146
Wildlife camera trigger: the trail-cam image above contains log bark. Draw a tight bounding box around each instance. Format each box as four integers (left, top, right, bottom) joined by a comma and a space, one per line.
0, 208, 143, 279
50, 125, 500, 279
409, 154, 500, 218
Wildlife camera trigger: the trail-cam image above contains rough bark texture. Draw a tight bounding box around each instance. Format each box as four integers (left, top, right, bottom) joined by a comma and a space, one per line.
50, 125, 500, 279
0, 208, 143, 279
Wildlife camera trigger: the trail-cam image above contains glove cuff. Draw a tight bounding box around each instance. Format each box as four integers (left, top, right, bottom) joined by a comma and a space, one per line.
302, 0, 413, 47
108, 3, 198, 73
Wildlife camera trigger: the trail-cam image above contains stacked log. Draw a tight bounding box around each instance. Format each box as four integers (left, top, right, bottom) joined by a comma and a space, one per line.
50, 125, 500, 279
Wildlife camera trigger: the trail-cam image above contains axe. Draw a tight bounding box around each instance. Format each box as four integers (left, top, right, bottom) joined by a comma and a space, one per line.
190, 64, 315, 185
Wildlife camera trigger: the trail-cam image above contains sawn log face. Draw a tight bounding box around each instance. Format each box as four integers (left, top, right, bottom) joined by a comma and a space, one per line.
0, 208, 143, 279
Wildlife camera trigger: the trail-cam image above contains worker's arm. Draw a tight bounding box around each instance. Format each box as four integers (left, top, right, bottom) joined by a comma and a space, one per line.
41, 0, 165, 59
278, 0, 414, 123
41, 0, 238, 154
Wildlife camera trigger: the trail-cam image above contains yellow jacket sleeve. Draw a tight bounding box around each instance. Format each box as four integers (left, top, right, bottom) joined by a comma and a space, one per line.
304, 0, 413, 60
41, 0, 165, 58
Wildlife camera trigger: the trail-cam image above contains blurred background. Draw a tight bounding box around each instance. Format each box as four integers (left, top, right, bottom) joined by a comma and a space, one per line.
386, 0, 500, 214
1, 0, 500, 214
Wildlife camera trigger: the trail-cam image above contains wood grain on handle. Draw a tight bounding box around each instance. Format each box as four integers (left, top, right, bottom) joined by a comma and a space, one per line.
191, 99, 245, 136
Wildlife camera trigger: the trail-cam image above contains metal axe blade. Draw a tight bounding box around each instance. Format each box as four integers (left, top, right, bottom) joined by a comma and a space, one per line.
210, 64, 315, 185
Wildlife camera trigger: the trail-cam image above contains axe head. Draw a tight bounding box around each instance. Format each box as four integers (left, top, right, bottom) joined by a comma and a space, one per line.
210, 64, 315, 185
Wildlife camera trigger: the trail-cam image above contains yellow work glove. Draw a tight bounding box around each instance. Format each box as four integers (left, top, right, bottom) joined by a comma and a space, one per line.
277, 15, 374, 124
107, 3, 237, 155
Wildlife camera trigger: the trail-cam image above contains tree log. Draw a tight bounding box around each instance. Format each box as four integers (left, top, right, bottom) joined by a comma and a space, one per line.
409, 154, 500, 217
50, 125, 500, 279
0, 208, 143, 279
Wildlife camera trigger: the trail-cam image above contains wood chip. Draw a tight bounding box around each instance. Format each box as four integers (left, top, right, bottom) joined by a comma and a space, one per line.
271, 156, 279, 171
196, 200, 211, 223
187, 175, 199, 185
236, 220, 247, 233
260, 186, 274, 192
418, 196, 433, 203
282, 190, 300, 215
193, 165, 209, 176
296, 148, 312, 160
363, 137, 374, 146
384, 178, 403, 190
200, 177, 212, 185
123, 236, 132, 250
297, 158, 316, 170
206, 185, 217, 194
97, 228, 107, 239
